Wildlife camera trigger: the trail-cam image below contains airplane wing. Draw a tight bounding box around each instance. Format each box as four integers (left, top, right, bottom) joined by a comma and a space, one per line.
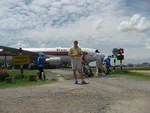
0, 45, 38, 55
0, 45, 38, 61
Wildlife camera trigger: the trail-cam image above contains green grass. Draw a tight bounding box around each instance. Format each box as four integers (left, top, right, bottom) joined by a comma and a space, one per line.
128, 67, 150, 70
92, 68, 150, 80
0, 79, 56, 89
111, 69, 150, 80
0, 70, 57, 89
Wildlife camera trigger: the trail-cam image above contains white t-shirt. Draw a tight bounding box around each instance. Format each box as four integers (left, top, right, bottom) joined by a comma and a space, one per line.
93, 53, 105, 61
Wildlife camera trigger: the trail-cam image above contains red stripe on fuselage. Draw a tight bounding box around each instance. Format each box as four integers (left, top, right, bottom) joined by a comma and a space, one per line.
0, 52, 10, 56
43, 51, 68, 56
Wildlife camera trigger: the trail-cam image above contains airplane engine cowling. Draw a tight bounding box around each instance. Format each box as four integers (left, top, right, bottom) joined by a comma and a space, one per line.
45, 57, 62, 68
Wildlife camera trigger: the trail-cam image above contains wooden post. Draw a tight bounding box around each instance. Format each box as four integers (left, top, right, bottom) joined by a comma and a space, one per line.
4, 55, 7, 68
12, 66, 14, 81
19, 48, 24, 78
113, 58, 116, 70
120, 60, 122, 70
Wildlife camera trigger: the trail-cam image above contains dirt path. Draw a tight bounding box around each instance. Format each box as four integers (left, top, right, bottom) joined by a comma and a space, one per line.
129, 70, 150, 75
0, 75, 150, 113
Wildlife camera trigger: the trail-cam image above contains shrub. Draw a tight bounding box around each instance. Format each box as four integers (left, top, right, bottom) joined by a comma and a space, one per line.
0, 69, 9, 81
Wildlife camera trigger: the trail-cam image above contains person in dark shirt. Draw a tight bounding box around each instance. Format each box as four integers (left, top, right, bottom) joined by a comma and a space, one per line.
104, 55, 111, 74
37, 52, 45, 80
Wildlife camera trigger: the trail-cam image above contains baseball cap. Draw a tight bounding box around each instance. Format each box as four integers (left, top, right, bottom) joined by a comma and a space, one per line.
74, 40, 78, 43
95, 49, 100, 53
39, 52, 44, 56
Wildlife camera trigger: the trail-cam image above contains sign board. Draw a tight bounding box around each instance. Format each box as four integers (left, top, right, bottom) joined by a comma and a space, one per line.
13, 55, 30, 65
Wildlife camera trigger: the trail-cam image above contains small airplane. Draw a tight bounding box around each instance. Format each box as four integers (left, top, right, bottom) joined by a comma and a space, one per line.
0, 45, 98, 68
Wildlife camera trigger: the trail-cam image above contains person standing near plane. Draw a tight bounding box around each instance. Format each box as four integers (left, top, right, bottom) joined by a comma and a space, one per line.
81, 51, 88, 74
37, 52, 45, 80
104, 55, 111, 74
68, 40, 87, 84
81, 51, 88, 65
93, 50, 105, 76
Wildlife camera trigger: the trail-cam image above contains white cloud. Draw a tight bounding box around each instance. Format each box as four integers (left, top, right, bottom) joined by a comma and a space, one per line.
146, 45, 150, 50
136, 17, 150, 31
63, 5, 81, 13
145, 42, 150, 50
10, 41, 30, 48
93, 19, 102, 30
48, 7, 59, 15
0, 0, 150, 62
31, 0, 50, 6
61, 0, 70, 4
51, 2, 62, 8
29, 5, 47, 14
119, 14, 150, 32
130, 14, 141, 25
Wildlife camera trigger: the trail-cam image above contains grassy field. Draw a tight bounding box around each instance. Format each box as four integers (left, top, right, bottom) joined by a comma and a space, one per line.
92, 68, 150, 80
127, 67, 150, 70
1, 67, 150, 89
0, 69, 56, 89
111, 69, 150, 80
62, 67, 150, 80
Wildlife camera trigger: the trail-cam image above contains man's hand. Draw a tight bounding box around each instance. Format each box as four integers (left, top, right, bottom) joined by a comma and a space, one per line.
72, 54, 81, 57
71, 54, 76, 57
76, 54, 82, 57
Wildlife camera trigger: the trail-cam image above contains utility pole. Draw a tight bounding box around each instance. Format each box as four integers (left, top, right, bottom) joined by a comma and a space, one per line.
114, 57, 116, 70
117, 48, 124, 70
4, 54, 7, 68
19, 47, 24, 78
120, 60, 122, 70
12, 66, 14, 81
112, 48, 118, 70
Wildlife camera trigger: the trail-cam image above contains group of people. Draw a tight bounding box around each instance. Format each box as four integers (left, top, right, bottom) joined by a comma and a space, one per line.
93, 50, 111, 76
37, 40, 111, 84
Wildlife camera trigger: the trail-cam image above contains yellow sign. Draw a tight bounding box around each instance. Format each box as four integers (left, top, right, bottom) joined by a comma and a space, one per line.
13, 55, 30, 65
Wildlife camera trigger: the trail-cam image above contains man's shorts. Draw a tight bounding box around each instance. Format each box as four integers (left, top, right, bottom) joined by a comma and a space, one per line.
96, 60, 103, 69
71, 58, 81, 70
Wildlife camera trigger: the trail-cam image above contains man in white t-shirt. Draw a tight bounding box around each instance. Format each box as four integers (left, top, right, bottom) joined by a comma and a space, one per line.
93, 50, 105, 76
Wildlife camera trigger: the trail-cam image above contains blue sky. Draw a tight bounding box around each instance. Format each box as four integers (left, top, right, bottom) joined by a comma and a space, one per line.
0, 0, 150, 64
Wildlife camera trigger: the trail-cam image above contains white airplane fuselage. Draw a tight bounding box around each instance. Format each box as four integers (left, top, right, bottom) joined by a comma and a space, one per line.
23, 47, 96, 67
0, 47, 97, 68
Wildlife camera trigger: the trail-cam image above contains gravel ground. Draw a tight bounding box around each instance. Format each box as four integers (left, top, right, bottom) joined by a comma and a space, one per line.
0, 70, 150, 113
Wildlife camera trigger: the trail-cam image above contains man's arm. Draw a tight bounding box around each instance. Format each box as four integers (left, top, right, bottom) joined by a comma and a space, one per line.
68, 47, 83, 58
68, 48, 76, 57
76, 48, 83, 57
68, 48, 72, 57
